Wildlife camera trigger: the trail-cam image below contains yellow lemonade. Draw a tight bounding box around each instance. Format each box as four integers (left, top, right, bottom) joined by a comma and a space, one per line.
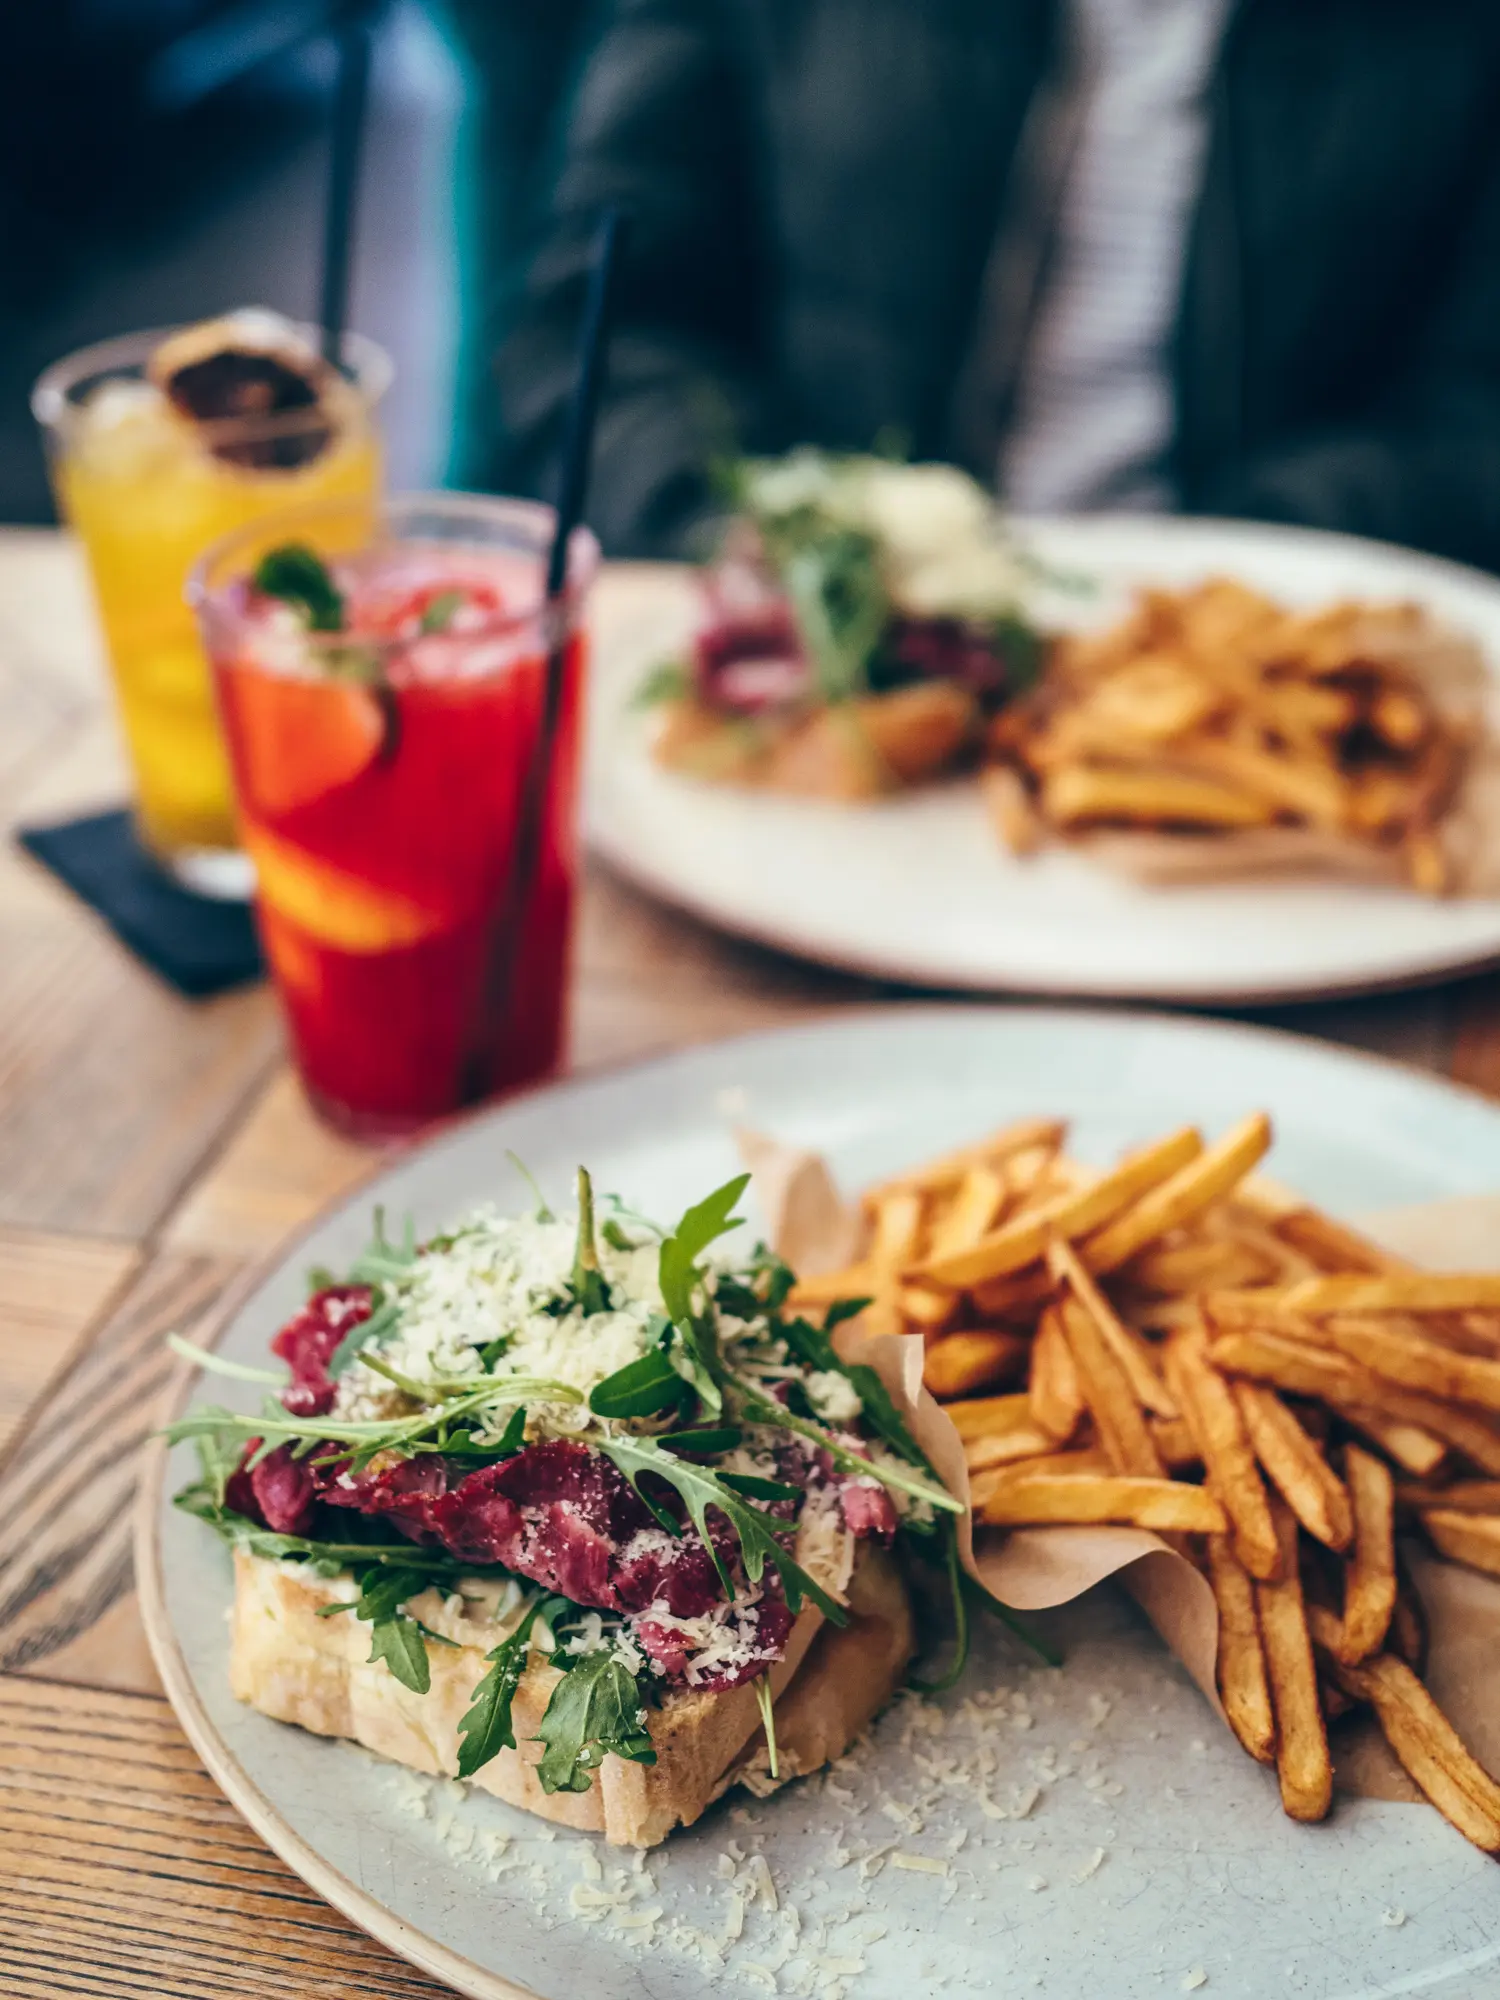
36, 317, 387, 879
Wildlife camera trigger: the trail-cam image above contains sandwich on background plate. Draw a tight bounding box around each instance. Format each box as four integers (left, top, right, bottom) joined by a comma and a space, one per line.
642, 450, 1045, 799
170, 1168, 961, 1846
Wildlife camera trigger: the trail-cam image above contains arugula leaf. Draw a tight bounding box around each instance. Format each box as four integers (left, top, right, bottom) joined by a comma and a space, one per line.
909, 1518, 971, 1696
632, 659, 690, 710
327, 1293, 400, 1380
348, 1207, 419, 1287
165, 1375, 582, 1463
506, 1151, 554, 1222
776, 1312, 926, 1471
167, 1334, 287, 1387
752, 1673, 779, 1780
662, 1426, 742, 1455
777, 528, 888, 704
254, 542, 345, 632
172, 1484, 474, 1577
822, 1296, 872, 1333
369, 1612, 430, 1693
306, 1263, 337, 1295
597, 1432, 845, 1624
730, 1377, 960, 1516
491, 1404, 528, 1456
658, 1175, 750, 1324
571, 1167, 611, 1315
910, 1518, 1059, 1688
588, 1329, 685, 1419
192, 1430, 242, 1509
657, 1174, 750, 1417
354, 1565, 434, 1625
533, 1650, 656, 1794
718, 1471, 800, 1502
456, 1593, 563, 1779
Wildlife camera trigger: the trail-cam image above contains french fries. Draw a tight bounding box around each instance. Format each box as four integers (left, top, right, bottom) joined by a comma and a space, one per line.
826, 1104, 1500, 1851
1338, 1446, 1397, 1662
1165, 1324, 1280, 1580
1255, 1499, 1333, 1822
1056, 1297, 1164, 1479
977, 1470, 1226, 1533
911, 1126, 1202, 1288
1235, 1382, 1353, 1552
985, 581, 1474, 894
1307, 1605, 1500, 1851
923, 1329, 1029, 1400
1420, 1510, 1500, 1578
1028, 1306, 1086, 1443
1206, 1534, 1275, 1764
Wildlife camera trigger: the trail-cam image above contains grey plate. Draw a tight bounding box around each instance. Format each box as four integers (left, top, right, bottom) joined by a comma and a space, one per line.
138, 1006, 1500, 2000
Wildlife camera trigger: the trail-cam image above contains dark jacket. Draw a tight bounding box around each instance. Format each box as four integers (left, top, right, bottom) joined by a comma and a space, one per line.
490, 0, 1500, 569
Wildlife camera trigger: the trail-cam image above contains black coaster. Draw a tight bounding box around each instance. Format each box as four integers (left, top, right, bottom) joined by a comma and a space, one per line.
18, 809, 264, 997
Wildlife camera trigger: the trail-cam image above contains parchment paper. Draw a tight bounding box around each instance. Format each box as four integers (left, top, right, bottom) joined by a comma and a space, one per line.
740, 1127, 1500, 1805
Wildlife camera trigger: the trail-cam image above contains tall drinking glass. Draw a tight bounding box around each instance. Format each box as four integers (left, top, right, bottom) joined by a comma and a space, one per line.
33, 316, 389, 896
192, 494, 597, 1135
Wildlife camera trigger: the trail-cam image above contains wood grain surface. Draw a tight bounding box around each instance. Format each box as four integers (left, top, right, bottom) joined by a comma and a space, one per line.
0, 529, 1496, 1995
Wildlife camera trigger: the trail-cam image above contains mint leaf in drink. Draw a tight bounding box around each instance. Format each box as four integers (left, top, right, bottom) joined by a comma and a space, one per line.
253, 542, 345, 632
533, 1649, 656, 1794
418, 589, 465, 634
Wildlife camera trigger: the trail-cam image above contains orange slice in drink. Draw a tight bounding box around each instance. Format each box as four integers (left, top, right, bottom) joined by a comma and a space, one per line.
227, 669, 386, 818
256, 902, 325, 1004
246, 823, 443, 952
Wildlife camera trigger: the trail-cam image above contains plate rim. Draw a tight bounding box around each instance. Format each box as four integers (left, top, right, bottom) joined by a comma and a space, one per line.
587, 513, 1500, 1003
133, 1000, 1500, 1998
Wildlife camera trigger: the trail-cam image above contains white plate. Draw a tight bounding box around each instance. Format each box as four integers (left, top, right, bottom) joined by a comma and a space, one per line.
585, 517, 1500, 1001
138, 1007, 1500, 2000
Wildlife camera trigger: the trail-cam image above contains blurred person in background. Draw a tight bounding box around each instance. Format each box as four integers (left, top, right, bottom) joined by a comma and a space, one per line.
484, 1, 1500, 571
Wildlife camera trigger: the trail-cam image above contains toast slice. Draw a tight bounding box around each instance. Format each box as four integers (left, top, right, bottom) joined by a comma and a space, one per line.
230, 1541, 914, 1846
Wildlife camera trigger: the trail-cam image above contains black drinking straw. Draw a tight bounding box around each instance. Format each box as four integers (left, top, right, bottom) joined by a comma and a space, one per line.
319, 6, 377, 368
458, 207, 626, 1104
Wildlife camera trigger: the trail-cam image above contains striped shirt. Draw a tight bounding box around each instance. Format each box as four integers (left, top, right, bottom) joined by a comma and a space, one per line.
999, 0, 1234, 514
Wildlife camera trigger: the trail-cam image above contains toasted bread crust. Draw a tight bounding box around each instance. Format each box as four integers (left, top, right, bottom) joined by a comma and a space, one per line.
230, 1545, 913, 1846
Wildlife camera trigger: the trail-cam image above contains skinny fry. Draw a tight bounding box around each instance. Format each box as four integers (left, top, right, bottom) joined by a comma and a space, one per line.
1283, 1273, 1500, 1316
1308, 1612, 1500, 1853
1235, 1382, 1353, 1552
1029, 1305, 1086, 1443
1165, 1325, 1280, 1580
1255, 1498, 1333, 1822
1420, 1509, 1500, 1578
1048, 1237, 1177, 1418
965, 1422, 1071, 1473
1338, 1446, 1397, 1662
913, 1126, 1203, 1287
946, 1393, 1035, 1443
864, 1118, 1067, 1207
1206, 1533, 1276, 1764
924, 1330, 1030, 1400
1056, 1296, 1165, 1477
1082, 1114, 1273, 1274
977, 1470, 1226, 1533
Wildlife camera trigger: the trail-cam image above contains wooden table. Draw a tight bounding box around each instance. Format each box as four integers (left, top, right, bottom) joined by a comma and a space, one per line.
3, 528, 1500, 1996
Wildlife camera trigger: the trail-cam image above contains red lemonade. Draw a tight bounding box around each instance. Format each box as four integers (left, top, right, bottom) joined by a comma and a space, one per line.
194, 497, 596, 1134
